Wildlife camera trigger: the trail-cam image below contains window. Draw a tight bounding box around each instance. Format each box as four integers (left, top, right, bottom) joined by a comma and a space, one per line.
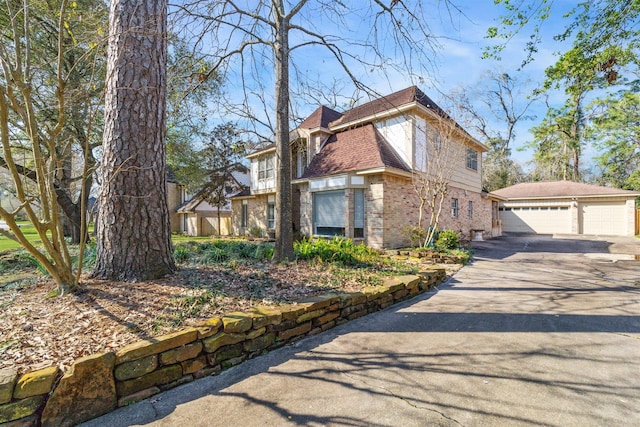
451, 198, 459, 218
258, 155, 274, 180
295, 142, 307, 178
468, 201, 473, 218
466, 148, 478, 171
267, 202, 275, 229
314, 190, 345, 236
241, 201, 248, 228
354, 189, 365, 238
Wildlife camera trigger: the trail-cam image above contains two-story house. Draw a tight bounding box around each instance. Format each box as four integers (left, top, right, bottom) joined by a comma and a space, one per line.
232, 86, 501, 248
172, 165, 250, 236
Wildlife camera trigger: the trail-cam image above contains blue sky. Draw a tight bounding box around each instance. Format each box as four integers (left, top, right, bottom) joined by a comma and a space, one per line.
420, 0, 578, 166
181, 1, 585, 169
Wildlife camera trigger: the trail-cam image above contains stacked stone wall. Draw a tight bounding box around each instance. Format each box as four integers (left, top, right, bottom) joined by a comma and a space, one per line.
0, 269, 446, 426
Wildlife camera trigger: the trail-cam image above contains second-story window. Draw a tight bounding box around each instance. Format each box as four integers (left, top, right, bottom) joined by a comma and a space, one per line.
466, 148, 478, 171
258, 155, 274, 180
296, 145, 307, 178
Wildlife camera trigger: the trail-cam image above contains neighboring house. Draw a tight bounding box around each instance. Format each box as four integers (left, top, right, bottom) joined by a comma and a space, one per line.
492, 180, 640, 237
232, 86, 499, 248
167, 172, 189, 233
176, 166, 250, 237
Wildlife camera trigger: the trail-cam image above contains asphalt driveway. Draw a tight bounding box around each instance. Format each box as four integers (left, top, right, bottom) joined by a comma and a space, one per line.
84, 235, 640, 427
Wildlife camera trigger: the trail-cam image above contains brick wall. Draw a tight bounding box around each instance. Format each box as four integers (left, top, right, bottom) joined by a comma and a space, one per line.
289, 174, 493, 249
231, 195, 270, 236
437, 187, 493, 241
376, 174, 493, 248
381, 175, 420, 248
366, 177, 385, 248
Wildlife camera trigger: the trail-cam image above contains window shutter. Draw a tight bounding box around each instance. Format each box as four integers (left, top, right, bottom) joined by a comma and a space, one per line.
314, 191, 345, 228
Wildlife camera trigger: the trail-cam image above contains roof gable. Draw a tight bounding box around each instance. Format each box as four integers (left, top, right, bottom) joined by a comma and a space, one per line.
299, 105, 343, 129
177, 168, 249, 213
301, 124, 410, 179
329, 86, 445, 128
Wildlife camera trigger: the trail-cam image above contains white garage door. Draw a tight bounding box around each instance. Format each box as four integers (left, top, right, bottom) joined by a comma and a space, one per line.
580, 202, 626, 235
501, 207, 571, 234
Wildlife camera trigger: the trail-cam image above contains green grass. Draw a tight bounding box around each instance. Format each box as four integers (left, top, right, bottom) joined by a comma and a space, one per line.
0, 222, 100, 252
171, 234, 215, 244
0, 222, 43, 252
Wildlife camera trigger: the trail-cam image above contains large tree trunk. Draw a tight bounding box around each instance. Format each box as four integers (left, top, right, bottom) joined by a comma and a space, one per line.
93, 0, 175, 281
273, 2, 294, 261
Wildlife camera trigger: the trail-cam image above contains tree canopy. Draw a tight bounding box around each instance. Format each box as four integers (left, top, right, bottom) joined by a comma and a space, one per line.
487, 0, 640, 188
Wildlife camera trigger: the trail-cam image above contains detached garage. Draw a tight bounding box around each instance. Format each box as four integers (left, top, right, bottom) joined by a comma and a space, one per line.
492, 181, 640, 237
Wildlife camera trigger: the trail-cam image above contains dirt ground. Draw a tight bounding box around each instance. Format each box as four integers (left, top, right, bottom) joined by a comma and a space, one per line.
1, 259, 461, 376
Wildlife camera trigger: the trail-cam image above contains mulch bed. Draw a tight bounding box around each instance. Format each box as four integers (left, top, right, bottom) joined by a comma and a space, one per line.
1, 259, 461, 375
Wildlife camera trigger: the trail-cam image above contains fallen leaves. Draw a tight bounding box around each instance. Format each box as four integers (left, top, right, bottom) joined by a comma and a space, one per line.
1, 258, 460, 376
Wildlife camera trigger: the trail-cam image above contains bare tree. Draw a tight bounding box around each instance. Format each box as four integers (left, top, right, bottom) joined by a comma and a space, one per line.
411, 118, 465, 247
0, 1, 106, 246
0, 0, 105, 293
93, 0, 175, 281
174, 0, 455, 260
451, 71, 536, 191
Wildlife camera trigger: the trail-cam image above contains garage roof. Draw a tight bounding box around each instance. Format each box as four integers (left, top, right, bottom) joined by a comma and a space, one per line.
493, 180, 640, 199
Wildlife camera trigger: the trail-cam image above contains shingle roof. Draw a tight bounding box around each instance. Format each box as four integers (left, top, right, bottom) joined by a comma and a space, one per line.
232, 187, 252, 198
247, 143, 275, 158
492, 180, 640, 199
301, 124, 410, 179
329, 86, 445, 128
299, 105, 343, 129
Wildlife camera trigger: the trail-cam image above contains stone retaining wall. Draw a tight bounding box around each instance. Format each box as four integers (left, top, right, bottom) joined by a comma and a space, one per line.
0, 268, 446, 426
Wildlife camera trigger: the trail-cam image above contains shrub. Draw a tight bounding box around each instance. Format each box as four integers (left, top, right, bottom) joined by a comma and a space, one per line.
293, 237, 381, 266
237, 241, 258, 259
248, 226, 263, 238
435, 229, 460, 251
203, 246, 229, 263
170, 239, 276, 265
402, 226, 440, 248
79, 243, 97, 268
403, 226, 426, 248
21, 254, 50, 276
449, 248, 472, 265
0, 250, 39, 272
253, 243, 274, 260
173, 245, 191, 263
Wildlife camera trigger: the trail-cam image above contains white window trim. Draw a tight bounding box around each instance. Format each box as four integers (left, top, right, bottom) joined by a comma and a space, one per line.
466, 148, 478, 171
258, 155, 274, 180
